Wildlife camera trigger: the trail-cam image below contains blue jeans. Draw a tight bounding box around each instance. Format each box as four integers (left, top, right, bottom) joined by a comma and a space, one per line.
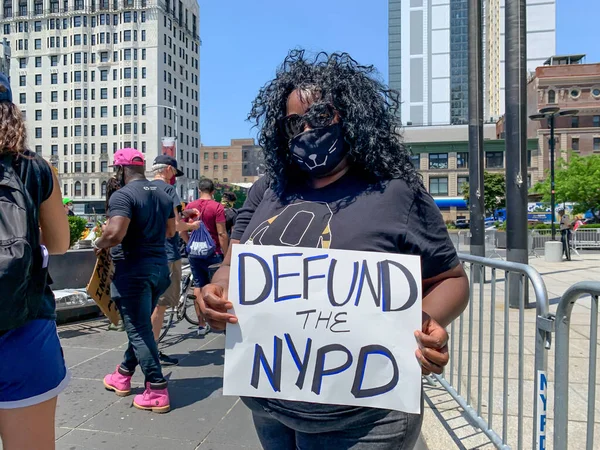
189, 254, 223, 288
111, 262, 170, 385
242, 397, 423, 450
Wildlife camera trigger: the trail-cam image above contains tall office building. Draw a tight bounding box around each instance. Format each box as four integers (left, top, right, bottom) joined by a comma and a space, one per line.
389, 0, 556, 127
2, 0, 201, 212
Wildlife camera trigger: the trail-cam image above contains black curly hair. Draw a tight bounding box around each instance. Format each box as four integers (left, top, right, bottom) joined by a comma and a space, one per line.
248, 49, 421, 198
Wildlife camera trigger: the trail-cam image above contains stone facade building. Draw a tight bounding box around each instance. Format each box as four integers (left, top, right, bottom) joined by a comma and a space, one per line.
2, 0, 201, 211
200, 138, 263, 184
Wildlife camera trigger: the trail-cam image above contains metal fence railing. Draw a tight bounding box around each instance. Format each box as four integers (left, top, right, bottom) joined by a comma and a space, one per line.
573, 228, 600, 249
427, 253, 551, 450
553, 281, 600, 450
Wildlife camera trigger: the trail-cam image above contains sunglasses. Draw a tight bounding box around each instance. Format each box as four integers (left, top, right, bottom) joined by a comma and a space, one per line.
278, 103, 337, 141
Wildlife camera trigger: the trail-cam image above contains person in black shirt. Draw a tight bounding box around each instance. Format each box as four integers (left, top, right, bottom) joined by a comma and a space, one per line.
0, 72, 71, 449
149, 155, 200, 366
221, 192, 238, 236
201, 50, 470, 449
94, 148, 175, 413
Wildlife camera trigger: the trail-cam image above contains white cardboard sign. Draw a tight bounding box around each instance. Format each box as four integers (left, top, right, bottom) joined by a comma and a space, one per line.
223, 244, 423, 413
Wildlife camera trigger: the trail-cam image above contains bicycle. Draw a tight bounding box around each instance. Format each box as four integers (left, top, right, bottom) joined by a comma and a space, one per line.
158, 264, 200, 343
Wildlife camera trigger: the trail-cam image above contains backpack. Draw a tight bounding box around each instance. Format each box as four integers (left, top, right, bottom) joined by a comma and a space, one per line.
186, 203, 217, 259
0, 155, 45, 331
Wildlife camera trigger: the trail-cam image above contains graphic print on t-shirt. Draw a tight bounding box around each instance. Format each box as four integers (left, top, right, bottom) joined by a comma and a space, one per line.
246, 201, 332, 248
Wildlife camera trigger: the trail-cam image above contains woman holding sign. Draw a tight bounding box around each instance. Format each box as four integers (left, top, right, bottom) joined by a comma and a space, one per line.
201, 50, 469, 449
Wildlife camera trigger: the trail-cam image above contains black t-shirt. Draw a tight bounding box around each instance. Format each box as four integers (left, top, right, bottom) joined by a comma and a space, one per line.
108, 179, 175, 265
12, 151, 56, 320
151, 179, 182, 262
236, 170, 458, 420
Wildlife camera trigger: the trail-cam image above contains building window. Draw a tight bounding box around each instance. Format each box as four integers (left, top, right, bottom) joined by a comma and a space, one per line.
429, 177, 448, 196
223, 165, 228, 171
74, 181, 82, 196
35, 92, 42, 103
457, 152, 469, 169
593, 116, 600, 128
572, 116, 579, 128
485, 151, 504, 169
548, 89, 556, 104
594, 138, 600, 151
35, 128, 42, 139
457, 176, 469, 193
204, 165, 209, 171
204, 152, 209, 160
19, 93, 26, 104
213, 152, 219, 159
572, 137, 579, 151
35, 110, 42, 121
429, 153, 448, 170
409, 154, 419, 168
213, 165, 219, 171
570, 89, 581, 99
51, 127, 58, 138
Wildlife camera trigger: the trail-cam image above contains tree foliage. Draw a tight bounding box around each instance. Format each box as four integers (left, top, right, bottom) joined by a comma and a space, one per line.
461, 171, 506, 216
68, 216, 88, 248
532, 154, 600, 220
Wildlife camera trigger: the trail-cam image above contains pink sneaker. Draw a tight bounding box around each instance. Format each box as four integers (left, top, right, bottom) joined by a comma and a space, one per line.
133, 382, 171, 413
103, 366, 132, 397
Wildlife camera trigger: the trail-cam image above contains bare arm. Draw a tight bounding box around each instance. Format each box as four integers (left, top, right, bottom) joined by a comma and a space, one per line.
166, 217, 176, 238
422, 263, 469, 328
39, 168, 70, 255
216, 222, 229, 259
95, 216, 130, 249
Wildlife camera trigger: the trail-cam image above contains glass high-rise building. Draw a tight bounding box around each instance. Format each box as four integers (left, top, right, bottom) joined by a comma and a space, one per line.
389, 0, 556, 127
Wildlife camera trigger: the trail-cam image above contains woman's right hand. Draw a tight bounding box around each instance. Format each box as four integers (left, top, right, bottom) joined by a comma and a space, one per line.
200, 283, 238, 330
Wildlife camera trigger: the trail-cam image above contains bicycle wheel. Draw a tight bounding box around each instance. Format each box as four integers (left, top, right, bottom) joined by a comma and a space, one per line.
183, 294, 200, 326
158, 308, 176, 343
177, 274, 192, 321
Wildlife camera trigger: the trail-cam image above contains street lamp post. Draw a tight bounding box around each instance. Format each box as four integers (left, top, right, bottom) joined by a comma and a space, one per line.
529, 106, 579, 241
147, 104, 178, 161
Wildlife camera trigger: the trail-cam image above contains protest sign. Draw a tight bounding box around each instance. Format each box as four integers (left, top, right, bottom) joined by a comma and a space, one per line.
223, 244, 422, 413
86, 250, 120, 325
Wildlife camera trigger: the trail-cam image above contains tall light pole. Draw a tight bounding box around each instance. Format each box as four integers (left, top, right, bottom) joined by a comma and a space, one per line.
529, 107, 579, 241
147, 104, 178, 161
467, 0, 485, 263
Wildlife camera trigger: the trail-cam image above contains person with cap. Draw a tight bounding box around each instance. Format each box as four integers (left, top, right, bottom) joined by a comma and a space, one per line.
63, 197, 75, 216
93, 148, 176, 413
0, 72, 71, 448
149, 155, 201, 366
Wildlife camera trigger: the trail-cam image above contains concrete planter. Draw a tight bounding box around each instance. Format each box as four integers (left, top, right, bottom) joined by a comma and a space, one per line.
496, 231, 507, 249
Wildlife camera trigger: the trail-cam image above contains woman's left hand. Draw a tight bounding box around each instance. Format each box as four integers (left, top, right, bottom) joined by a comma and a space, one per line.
415, 312, 449, 375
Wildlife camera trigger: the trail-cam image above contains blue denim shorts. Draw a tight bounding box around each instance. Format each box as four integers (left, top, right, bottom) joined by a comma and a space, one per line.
0, 319, 70, 409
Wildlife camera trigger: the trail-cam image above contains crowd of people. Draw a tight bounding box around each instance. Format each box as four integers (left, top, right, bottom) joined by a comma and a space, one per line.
0, 50, 468, 449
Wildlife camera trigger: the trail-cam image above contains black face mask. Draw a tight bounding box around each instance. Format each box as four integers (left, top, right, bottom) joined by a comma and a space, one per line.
289, 123, 348, 177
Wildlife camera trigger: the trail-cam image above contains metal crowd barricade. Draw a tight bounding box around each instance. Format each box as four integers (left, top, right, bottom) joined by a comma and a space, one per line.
573, 228, 600, 249
485, 229, 503, 259
553, 281, 600, 450
429, 254, 551, 450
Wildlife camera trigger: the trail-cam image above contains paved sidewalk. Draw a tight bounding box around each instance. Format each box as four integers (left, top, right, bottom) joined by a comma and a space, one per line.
6, 317, 428, 450
420, 251, 600, 449
54, 320, 261, 450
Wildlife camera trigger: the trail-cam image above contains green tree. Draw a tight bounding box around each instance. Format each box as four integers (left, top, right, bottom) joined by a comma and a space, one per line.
532, 154, 600, 221
461, 171, 506, 216
68, 216, 87, 248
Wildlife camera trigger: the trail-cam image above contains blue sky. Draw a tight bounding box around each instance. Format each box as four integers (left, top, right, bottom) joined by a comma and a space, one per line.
200, 0, 597, 145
